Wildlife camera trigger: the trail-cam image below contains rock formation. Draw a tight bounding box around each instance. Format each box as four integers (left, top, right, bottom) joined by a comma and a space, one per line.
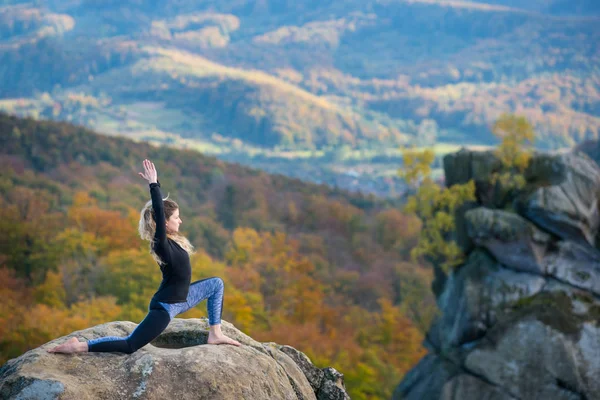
0, 318, 350, 400
574, 140, 600, 168
394, 148, 600, 400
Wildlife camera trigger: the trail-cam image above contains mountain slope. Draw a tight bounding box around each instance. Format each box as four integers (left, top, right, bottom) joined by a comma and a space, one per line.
0, 0, 598, 150
0, 112, 434, 399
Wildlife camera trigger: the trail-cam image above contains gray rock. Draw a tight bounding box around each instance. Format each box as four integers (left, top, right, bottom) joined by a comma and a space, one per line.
541, 280, 600, 316
441, 374, 515, 400
262, 343, 318, 400
393, 354, 459, 400
465, 207, 551, 274
279, 344, 325, 392
434, 249, 545, 349
11, 379, 65, 400
444, 150, 600, 244
544, 241, 600, 296
316, 367, 350, 400
523, 151, 569, 186
465, 207, 600, 296
574, 140, 600, 168
397, 148, 600, 400
454, 201, 480, 254
464, 297, 600, 400
519, 152, 600, 247
443, 149, 501, 190
0, 318, 350, 400
443, 149, 507, 208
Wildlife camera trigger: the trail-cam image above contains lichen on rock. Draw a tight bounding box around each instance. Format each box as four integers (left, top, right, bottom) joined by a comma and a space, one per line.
395, 148, 600, 400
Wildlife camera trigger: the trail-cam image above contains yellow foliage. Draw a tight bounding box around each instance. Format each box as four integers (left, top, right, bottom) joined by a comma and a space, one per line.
68, 296, 123, 324
399, 147, 435, 186
95, 248, 162, 310
226, 227, 261, 266
221, 290, 255, 332
71, 191, 97, 207
55, 227, 109, 258
400, 149, 476, 270
33, 270, 66, 308
491, 113, 535, 190
0, 266, 122, 365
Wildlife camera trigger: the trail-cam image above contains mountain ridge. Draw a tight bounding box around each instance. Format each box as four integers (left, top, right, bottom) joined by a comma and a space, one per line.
0, 0, 597, 151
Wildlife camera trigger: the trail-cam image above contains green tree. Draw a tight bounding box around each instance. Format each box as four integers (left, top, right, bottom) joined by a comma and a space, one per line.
491, 113, 535, 190
399, 148, 476, 272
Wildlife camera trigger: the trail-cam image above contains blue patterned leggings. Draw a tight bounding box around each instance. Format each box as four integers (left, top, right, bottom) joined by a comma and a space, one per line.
87, 277, 224, 354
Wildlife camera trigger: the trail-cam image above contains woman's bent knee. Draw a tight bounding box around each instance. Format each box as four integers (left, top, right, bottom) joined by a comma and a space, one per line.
213, 277, 224, 288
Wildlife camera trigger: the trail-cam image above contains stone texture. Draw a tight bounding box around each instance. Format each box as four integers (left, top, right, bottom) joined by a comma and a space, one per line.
443, 149, 501, 190
544, 241, 600, 296
574, 140, 600, 168
440, 374, 514, 400
317, 368, 350, 400
445, 149, 600, 245
519, 152, 600, 247
454, 201, 479, 254
465, 207, 551, 274
279, 345, 325, 392
396, 148, 600, 400
465, 207, 600, 296
432, 249, 545, 349
465, 303, 600, 400
0, 318, 349, 400
392, 354, 459, 400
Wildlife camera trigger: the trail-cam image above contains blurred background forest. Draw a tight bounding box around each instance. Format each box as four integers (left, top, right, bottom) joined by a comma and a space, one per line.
0, 113, 436, 399
0, 0, 598, 196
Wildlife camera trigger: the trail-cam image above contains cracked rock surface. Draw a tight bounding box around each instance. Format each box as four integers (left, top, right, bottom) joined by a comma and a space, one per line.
395, 149, 600, 400
0, 319, 349, 400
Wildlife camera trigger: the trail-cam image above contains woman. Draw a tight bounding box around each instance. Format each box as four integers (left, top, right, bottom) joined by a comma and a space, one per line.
48, 159, 240, 354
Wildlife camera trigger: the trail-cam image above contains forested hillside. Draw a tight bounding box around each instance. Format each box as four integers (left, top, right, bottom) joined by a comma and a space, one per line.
0, 113, 435, 399
0, 0, 597, 152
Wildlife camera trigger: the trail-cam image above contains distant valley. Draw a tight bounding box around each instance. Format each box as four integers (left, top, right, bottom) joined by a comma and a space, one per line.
0, 0, 598, 195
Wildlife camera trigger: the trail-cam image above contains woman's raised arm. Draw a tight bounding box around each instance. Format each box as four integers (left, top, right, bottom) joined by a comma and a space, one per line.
139, 159, 167, 247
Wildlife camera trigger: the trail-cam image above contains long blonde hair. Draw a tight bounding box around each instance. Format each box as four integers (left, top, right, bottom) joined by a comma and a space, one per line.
138, 193, 195, 266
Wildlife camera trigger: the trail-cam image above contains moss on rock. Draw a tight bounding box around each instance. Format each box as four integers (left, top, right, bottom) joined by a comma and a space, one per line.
498, 290, 598, 339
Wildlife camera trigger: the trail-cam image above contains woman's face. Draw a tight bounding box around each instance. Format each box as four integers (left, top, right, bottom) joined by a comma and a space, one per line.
166, 208, 182, 234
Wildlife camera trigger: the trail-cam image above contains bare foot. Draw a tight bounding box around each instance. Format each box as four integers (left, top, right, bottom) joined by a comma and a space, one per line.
47, 337, 87, 354
207, 332, 241, 346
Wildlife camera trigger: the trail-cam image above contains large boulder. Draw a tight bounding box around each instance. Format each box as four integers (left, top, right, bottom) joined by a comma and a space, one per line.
464, 291, 600, 400
465, 207, 551, 274
518, 152, 600, 247
393, 354, 459, 400
397, 281, 600, 400
443, 149, 504, 208
396, 148, 600, 400
545, 241, 600, 297
465, 207, 600, 296
573, 140, 600, 168
439, 374, 514, 400
0, 318, 349, 400
445, 150, 600, 247
443, 149, 501, 190
430, 249, 545, 351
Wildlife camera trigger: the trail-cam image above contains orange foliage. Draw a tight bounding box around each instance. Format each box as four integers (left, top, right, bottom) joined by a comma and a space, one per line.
68, 191, 140, 251
1, 113, 435, 398
0, 267, 122, 364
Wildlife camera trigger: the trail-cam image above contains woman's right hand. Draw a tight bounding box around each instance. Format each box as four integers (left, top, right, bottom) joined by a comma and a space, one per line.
138, 159, 158, 184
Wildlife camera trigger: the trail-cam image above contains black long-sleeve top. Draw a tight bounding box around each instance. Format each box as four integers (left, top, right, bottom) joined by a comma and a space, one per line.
149, 181, 191, 303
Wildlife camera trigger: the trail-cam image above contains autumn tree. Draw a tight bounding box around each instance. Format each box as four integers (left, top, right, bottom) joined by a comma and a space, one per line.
399, 148, 475, 273
491, 113, 536, 191
0, 190, 64, 283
